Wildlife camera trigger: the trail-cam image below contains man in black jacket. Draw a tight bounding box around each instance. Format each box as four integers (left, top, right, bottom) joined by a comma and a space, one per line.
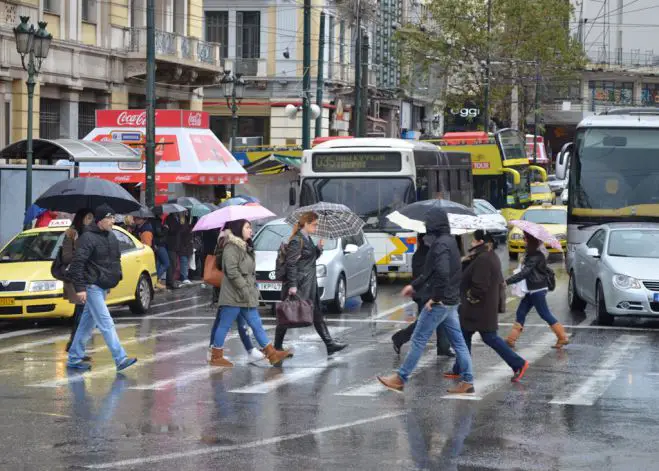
66, 204, 137, 372
377, 207, 474, 394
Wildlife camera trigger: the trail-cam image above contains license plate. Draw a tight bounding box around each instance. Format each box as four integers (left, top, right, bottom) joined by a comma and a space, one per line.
654, 293, 659, 303
258, 282, 282, 291
0, 298, 15, 306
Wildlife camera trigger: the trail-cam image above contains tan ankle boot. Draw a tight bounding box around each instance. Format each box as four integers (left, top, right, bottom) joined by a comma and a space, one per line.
505, 322, 524, 348
262, 344, 290, 367
209, 347, 233, 367
550, 323, 569, 349
377, 373, 404, 392
447, 381, 475, 394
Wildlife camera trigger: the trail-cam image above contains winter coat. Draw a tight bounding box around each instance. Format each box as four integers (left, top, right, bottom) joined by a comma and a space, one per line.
133, 222, 154, 247
506, 250, 549, 291
69, 225, 122, 292
459, 244, 503, 332
61, 227, 82, 304
152, 218, 168, 248
179, 221, 194, 257
165, 214, 182, 253
281, 231, 322, 306
411, 208, 462, 305
412, 236, 429, 279
218, 231, 259, 308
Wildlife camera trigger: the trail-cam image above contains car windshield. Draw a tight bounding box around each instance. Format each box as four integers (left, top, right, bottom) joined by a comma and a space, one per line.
0, 231, 65, 263
474, 200, 496, 215
608, 230, 659, 258
253, 224, 337, 251
531, 184, 551, 194
522, 209, 566, 224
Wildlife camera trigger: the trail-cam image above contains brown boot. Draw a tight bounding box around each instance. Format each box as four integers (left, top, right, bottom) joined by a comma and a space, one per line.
208, 347, 233, 367
262, 344, 290, 367
505, 322, 524, 348
447, 381, 475, 394
550, 322, 569, 349
377, 373, 404, 393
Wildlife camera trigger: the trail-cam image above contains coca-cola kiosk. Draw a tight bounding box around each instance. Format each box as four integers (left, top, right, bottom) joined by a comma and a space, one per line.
79, 109, 247, 204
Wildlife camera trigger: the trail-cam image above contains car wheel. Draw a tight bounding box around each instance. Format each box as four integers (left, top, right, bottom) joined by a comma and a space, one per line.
129, 273, 153, 314
568, 271, 587, 312
329, 275, 346, 313
361, 267, 378, 303
509, 251, 518, 260
596, 282, 614, 326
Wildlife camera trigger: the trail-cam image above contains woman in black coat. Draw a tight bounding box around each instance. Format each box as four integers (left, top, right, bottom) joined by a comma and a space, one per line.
275, 211, 347, 356
446, 230, 529, 382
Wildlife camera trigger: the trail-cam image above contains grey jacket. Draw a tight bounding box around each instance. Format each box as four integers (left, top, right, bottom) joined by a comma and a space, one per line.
218, 231, 260, 308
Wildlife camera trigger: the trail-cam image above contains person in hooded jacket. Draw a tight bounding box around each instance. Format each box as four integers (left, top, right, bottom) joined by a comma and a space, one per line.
377, 207, 475, 394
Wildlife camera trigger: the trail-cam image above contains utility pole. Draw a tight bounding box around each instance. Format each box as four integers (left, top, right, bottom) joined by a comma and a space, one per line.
533, 60, 540, 164
354, 0, 362, 137
315, 12, 326, 138
302, 0, 312, 149
482, 0, 492, 132
145, 0, 156, 207
359, 32, 369, 138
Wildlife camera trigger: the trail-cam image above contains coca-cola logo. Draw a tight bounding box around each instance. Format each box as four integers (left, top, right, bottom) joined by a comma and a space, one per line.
117, 111, 147, 127
187, 112, 202, 127
175, 175, 192, 182
114, 175, 132, 182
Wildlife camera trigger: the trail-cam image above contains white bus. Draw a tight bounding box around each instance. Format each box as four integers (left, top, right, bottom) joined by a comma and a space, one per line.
296, 138, 473, 277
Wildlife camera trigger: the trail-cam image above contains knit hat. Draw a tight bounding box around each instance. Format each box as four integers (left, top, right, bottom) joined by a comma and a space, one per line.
94, 204, 116, 223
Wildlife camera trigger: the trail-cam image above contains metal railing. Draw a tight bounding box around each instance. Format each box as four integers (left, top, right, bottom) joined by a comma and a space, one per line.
126, 28, 221, 67
589, 47, 659, 68
155, 30, 176, 56
234, 58, 259, 76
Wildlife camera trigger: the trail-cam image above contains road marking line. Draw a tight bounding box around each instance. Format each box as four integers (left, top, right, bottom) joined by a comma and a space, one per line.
86, 324, 204, 353
371, 301, 416, 319
151, 295, 201, 308
441, 332, 557, 401
129, 366, 225, 390
84, 411, 406, 469
0, 324, 137, 355
549, 334, 649, 406
296, 326, 351, 341
142, 302, 209, 318
0, 328, 50, 340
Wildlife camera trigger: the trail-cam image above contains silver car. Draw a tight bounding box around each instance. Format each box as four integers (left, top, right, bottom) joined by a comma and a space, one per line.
569, 223, 659, 324
252, 219, 378, 313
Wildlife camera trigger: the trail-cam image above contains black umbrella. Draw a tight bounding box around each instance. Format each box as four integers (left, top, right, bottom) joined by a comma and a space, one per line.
152, 203, 188, 216
396, 199, 476, 221
129, 206, 155, 218
34, 177, 141, 214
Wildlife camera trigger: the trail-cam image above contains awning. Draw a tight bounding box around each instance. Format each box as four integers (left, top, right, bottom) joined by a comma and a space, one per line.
244, 154, 301, 175
0, 138, 141, 162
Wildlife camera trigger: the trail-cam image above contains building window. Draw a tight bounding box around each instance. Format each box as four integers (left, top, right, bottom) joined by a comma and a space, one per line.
236, 11, 260, 75
82, 0, 96, 23
328, 16, 335, 76
339, 20, 345, 63
44, 0, 60, 14
39, 98, 60, 139
589, 80, 633, 105
78, 102, 99, 139
205, 11, 228, 59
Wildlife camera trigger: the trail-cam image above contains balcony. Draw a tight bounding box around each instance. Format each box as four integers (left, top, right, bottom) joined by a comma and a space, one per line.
223, 58, 267, 78
124, 27, 223, 85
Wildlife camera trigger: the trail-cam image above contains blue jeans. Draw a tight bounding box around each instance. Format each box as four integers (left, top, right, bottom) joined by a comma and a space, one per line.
399, 304, 473, 384
212, 306, 270, 349
515, 290, 557, 326
453, 330, 525, 373
67, 285, 128, 367
209, 309, 254, 351
179, 255, 190, 281
155, 246, 169, 280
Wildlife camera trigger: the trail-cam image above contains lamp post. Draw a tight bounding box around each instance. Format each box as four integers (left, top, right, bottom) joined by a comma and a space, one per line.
221, 70, 245, 196
14, 16, 52, 229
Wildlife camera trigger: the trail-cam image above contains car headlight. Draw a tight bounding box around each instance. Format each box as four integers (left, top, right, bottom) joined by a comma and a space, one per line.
612, 274, 642, 290
316, 264, 327, 278
28, 280, 63, 292
510, 233, 523, 241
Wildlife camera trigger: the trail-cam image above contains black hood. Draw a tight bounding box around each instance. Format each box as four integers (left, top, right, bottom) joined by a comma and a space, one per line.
425, 207, 451, 235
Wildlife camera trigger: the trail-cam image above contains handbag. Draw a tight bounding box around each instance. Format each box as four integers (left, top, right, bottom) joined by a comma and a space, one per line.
510, 267, 528, 298
276, 295, 314, 328
203, 255, 223, 288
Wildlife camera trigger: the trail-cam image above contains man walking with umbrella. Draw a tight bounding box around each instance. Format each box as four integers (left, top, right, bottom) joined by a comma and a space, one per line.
66, 204, 137, 371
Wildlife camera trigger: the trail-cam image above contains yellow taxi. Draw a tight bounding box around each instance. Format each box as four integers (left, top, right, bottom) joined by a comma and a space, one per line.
0, 220, 157, 320
529, 182, 555, 204
508, 204, 567, 259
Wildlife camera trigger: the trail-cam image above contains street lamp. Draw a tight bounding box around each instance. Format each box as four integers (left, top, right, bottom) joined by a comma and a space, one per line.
14, 16, 52, 229
221, 70, 245, 153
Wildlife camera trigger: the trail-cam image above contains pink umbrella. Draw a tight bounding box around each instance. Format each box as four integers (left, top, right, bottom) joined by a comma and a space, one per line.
510, 220, 562, 250
192, 204, 275, 231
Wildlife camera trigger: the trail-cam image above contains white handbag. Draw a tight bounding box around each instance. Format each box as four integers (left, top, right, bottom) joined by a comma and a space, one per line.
510, 267, 528, 298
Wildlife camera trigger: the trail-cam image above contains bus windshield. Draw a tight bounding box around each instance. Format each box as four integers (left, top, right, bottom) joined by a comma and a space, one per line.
572, 127, 659, 221
300, 177, 415, 232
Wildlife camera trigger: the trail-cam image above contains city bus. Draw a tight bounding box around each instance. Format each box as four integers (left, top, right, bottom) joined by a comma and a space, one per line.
555, 109, 659, 273
297, 138, 473, 276
425, 129, 544, 221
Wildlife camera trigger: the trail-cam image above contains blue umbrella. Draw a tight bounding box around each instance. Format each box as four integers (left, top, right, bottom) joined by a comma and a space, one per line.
234, 194, 260, 204
217, 196, 249, 208
24, 204, 47, 227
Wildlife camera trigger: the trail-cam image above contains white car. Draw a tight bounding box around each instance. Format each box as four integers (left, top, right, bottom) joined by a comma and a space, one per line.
560, 188, 568, 205
472, 199, 508, 242
252, 219, 378, 313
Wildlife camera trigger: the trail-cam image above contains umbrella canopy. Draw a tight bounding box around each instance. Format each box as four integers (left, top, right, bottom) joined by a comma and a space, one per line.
35, 177, 141, 214
395, 199, 476, 222
217, 196, 250, 208
192, 204, 276, 232
234, 194, 260, 204
174, 196, 203, 209
190, 203, 213, 218
387, 211, 507, 235
510, 220, 562, 250
129, 206, 155, 218
202, 202, 218, 212
284, 202, 364, 239
152, 203, 187, 215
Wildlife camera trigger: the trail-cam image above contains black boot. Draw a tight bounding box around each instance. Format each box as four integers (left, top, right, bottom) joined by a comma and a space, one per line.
315, 320, 347, 355
274, 326, 294, 358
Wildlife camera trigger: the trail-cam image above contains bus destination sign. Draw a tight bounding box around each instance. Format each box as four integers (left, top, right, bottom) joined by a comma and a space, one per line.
312, 152, 402, 172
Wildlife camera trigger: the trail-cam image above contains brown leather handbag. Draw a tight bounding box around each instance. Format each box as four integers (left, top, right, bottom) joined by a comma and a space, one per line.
203, 255, 223, 288
276, 295, 313, 328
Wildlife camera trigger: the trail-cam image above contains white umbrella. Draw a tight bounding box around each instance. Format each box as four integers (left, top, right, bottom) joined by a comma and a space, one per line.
387, 211, 507, 235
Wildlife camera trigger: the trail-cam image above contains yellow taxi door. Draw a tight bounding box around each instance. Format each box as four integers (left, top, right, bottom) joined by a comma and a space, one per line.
108, 228, 141, 303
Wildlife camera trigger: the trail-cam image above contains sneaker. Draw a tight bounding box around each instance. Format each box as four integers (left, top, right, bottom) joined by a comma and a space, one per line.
117, 357, 138, 372
181, 280, 192, 285
247, 348, 265, 364
67, 361, 92, 371
511, 361, 529, 383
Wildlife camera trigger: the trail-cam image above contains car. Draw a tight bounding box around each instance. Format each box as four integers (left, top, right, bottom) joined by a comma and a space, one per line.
547, 174, 566, 195
0, 220, 157, 320
253, 219, 378, 313
560, 187, 568, 205
507, 204, 567, 259
569, 223, 659, 325
472, 198, 508, 243
529, 182, 555, 204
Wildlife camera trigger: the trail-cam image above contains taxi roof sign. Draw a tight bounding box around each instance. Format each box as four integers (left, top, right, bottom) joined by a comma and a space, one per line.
48, 219, 72, 228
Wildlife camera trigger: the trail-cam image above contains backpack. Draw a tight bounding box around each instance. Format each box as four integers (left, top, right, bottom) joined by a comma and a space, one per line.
274, 236, 303, 281
51, 246, 71, 282
546, 266, 556, 292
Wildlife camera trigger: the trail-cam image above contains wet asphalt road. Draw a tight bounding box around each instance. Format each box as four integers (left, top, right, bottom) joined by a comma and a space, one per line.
2, 250, 659, 470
